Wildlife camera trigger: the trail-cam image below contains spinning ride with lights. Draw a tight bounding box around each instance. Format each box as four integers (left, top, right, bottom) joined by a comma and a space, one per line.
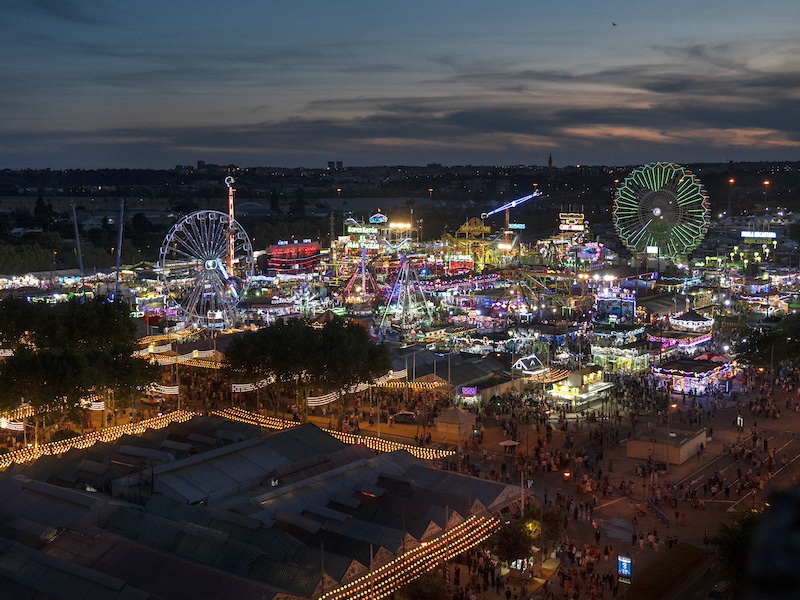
613, 162, 710, 262
159, 210, 254, 329
379, 253, 433, 332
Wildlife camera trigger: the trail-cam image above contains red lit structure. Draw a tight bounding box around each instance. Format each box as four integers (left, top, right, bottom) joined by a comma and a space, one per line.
265, 241, 322, 275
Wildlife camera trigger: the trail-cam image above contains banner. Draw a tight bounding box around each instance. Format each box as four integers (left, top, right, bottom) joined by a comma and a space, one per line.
231, 377, 275, 393
152, 384, 179, 395
231, 369, 410, 401
0, 418, 24, 431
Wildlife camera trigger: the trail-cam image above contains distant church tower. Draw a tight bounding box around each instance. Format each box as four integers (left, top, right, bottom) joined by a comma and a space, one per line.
548, 154, 553, 175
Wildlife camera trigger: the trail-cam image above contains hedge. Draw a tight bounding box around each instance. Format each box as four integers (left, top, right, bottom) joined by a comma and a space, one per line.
624, 543, 705, 600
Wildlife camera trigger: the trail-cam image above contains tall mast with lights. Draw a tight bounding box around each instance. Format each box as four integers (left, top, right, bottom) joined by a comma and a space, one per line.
225, 176, 236, 271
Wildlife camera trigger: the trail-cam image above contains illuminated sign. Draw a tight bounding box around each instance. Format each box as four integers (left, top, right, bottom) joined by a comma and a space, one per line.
646, 246, 659, 255
618, 555, 632, 584
741, 230, 777, 244
369, 213, 388, 224
461, 386, 478, 396
559, 213, 585, 232
347, 226, 379, 235
346, 241, 380, 250
449, 260, 473, 271
508, 223, 526, 230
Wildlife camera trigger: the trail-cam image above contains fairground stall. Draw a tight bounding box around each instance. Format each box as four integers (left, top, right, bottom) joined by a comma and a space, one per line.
549, 366, 614, 412
652, 358, 737, 394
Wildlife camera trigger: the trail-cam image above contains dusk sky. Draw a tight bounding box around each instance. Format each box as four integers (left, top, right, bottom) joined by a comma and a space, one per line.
3, 0, 800, 169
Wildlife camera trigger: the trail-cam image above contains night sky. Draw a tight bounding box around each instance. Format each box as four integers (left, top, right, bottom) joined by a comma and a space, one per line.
3, 0, 800, 169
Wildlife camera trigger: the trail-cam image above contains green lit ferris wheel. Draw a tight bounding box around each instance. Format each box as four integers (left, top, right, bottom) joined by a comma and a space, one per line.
613, 162, 710, 261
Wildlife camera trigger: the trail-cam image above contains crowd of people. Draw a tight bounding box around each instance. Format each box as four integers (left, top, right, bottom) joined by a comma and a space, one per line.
136, 358, 795, 599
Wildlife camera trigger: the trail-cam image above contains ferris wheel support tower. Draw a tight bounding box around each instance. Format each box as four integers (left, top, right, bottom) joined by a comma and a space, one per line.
225, 176, 236, 271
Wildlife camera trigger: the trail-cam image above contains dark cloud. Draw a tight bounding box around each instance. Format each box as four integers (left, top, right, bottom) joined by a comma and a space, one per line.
2, 6, 800, 170
2, 93, 797, 171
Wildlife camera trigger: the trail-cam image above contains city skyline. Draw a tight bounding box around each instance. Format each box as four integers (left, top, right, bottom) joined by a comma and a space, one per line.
2, 0, 800, 170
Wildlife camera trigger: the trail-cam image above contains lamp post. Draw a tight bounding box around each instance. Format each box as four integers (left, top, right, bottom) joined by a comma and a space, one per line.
666, 403, 677, 473
727, 178, 735, 216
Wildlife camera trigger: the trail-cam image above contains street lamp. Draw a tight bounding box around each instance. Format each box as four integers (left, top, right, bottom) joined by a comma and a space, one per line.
666, 403, 677, 473
763, 180, 770, 204
727, 178, 735, 216
428, 188, 433, 201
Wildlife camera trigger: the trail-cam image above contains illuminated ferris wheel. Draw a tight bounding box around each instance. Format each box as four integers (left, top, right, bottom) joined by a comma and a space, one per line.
158, 210, 254, 329
613, 162, 710, 261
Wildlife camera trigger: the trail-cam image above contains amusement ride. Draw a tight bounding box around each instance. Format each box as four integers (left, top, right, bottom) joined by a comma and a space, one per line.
613, 162, 710, 264
158, 178, 254, 329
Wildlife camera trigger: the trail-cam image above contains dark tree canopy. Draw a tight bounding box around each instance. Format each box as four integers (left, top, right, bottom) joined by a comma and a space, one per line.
491, 518, 536, 565
736, 314, 800, 368
224, 316, 391, 421
713, 509, 761, 600
0, 299, 152, 437
398, 571, 450, 600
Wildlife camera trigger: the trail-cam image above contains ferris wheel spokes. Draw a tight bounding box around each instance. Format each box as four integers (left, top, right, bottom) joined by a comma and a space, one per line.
159, 210, 254, 329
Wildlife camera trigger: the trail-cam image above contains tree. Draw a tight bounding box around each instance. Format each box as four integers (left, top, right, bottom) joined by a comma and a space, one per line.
0, 298, 37, 349
225, 319, 319, 417
33, 196, 56, 228
787, 222, 800, 245
0, 346, 91, 445
131, 212, 154, 234
397, 571, 449, 600
290, 187, 306, 215
224, 317, 391, 425
713, 510, 761, 599
491, 518, 536, 565
523, 503, 567, 551
269, 189, 281, 213
88, 348, 154, 425
0, 299, 151, 436
316, 318, 391, 428
736, 314, 800, 369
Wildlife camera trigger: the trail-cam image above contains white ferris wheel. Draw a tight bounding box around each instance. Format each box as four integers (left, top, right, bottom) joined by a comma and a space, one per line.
158, 210, 254, 329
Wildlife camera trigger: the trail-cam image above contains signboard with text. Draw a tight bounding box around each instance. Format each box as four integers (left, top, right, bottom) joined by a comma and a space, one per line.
617, 555, 632, 584
740, 230, 776, 244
